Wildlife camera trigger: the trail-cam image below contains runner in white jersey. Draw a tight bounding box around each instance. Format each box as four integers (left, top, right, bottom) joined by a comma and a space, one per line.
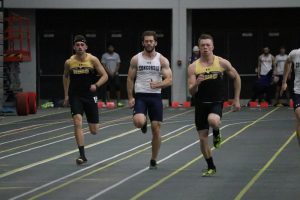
135, 52, 162, 94
127, 30, 172, 169
281, 48, 300, 146
274, 47, 290, 106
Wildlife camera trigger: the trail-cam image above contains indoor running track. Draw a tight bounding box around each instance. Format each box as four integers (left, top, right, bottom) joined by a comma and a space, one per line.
0, 105, 299, 200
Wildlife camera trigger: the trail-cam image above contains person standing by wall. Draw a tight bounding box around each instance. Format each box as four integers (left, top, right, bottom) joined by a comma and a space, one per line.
101, 44, 123, 107
257, 46, 275, 104
274, 47, 290, 106
189, 45, 200, 64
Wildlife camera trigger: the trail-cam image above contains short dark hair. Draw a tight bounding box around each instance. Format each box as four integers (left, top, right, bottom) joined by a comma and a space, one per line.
198, 34, 214, 44
73, 34, 87, 44
142, 30, 157, 41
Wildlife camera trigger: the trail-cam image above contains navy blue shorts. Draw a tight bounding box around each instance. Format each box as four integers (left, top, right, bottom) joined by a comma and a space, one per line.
69, 94, 99, 123
195, 102, 223, 131
293, 93, 300, 111
275, 75, 283, 87
133, 93, 163, 122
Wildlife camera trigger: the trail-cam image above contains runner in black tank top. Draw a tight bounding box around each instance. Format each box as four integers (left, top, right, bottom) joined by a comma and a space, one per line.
188, 34, 241, 176
63, 35, 108, 165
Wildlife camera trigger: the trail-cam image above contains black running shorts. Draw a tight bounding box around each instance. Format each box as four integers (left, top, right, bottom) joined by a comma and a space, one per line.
195, 102, 223, 131
69, 94, 99, 123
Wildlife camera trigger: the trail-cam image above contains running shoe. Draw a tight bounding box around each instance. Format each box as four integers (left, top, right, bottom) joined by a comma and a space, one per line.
141, 119, 147, 134
213, 133, 222, 149
76, 157, 87, 165
274, 103, 284, 107
117, 102, 124, 107
149, 159, 157, 170
202, 168, 216, 177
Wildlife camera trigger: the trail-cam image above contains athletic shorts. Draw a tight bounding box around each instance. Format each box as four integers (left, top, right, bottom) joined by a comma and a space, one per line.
133, 93, 163, 122
69, 94, 99, 123
106, 74, 121, 91
293, 93, 300, 111
195, 102, 223, 131
275, 75, 283, 86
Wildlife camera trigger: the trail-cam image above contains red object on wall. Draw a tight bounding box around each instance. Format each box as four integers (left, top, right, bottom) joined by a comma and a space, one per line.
16, 92, 29, 116
4, 13, 31, 62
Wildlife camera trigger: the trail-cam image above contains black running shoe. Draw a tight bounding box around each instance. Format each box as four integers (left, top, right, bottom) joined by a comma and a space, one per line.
76, 157, 87, 165
149, 159, 157, 170
141, 119, 147, 134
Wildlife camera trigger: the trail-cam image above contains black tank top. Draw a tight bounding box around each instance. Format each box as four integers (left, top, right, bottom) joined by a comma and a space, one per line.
194, 56, 225, 102
68, 53, 97, 96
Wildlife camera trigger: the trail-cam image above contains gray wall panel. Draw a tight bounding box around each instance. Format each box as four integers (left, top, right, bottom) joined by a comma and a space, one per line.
5, 0, 177, 9
5, 0, 300, 9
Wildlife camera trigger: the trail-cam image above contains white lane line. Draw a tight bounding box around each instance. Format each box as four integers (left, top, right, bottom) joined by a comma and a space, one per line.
85, 120, 253, 199
0, 117, 133, 146
0, 107, 126, 126
0, 125, 74, 146
0, 110, 69, 126
0, 114, 131, 146
0, 122, 131, 160
0, 120, 192, 160
0, 117, 248, 163
1, 110, 193, 146
9, 125, 193, 200
86, 141, 199, 200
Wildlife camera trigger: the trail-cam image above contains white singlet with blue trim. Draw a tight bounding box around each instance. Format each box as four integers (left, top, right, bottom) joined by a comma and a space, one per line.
135, 52, 162, 94
259, 54, 273, 75
289, 48, 300, 94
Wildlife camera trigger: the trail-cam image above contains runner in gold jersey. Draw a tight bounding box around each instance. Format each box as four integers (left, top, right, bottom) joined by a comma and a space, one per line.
188, 34, 241, 176
63, 35, 108, 165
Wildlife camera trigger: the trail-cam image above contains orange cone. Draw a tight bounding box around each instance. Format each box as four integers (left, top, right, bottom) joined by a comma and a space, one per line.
290, 100, 294, 108
106, 102, 115, 109
171, 101, 179, 108
223, 101, 230, 108
260, 102, 268, 108
183, 101, 191, 108
249, 101, 258, 108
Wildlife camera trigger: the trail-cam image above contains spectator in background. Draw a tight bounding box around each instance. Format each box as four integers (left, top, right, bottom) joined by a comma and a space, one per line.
189, 45, 200, 64
274, 47, 290, 106
257, 46, 275, 79
249, 70, 273, 104
256, 46, 275, 104
101, 44, 123, 107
